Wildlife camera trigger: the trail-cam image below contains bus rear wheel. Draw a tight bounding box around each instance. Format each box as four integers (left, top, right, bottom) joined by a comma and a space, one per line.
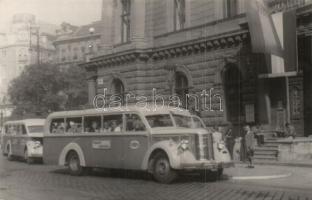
67, 151, 84, 176
152, 152, 177, 184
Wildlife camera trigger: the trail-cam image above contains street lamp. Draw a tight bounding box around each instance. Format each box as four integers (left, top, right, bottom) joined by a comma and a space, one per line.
85, 27, 95, 62
88, 27, 95, 54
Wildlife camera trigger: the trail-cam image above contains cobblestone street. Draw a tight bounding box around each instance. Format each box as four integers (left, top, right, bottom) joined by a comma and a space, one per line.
0, 155, 311, 200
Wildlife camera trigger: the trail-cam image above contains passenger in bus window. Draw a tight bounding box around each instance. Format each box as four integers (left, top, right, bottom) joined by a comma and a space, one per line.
90, 121, 100, 133
51, 123, 57, 133
8, 125, 14, 134
57, 123, 65, 134
76, 123, 82, 133
133, 117, 145, 131
67, 121, 78, 133
112, 120, 121, 132
102, 121, 111, 132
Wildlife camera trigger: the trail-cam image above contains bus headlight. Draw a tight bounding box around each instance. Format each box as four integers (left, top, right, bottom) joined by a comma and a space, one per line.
178, 139, 190, 151
217, 142, 225, 151
32, 141, 41, 149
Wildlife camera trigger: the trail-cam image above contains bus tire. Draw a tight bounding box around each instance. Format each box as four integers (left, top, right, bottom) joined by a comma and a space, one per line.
218, 168, 223, 178
152, 152, 177, 184
67, 151, 84, 176
200, 170, 218, 182
24, 148, 34, 164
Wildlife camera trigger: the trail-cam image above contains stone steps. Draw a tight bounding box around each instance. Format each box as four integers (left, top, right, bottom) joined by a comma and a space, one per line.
253, 155, 278, 161
254, 150, 277, 156
254, 139, 279, 162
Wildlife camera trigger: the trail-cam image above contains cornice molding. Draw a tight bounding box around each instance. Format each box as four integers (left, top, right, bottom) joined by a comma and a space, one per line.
81, 30, 249, 70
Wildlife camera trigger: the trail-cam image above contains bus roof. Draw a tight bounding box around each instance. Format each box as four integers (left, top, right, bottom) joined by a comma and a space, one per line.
4, 119, 45, 126
47, 106, 191, 119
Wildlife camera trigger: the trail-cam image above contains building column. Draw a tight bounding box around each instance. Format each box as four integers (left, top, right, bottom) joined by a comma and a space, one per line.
131, 0, 146, 47
101, 0, 114, 53
87, 71, 97, 106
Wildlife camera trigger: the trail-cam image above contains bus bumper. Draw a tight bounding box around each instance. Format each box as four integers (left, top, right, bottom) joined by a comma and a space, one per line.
217, 161, 235, 169
180, 161, 219, 171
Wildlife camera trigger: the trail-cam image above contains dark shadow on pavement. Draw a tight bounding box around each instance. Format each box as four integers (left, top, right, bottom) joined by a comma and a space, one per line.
51, 167, 231, 184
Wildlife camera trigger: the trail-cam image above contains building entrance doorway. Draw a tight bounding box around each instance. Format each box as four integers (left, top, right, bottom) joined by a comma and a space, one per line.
223, 64, 243, 125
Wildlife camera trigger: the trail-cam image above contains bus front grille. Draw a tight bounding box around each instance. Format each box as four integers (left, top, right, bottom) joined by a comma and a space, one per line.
202, 134, 214, 160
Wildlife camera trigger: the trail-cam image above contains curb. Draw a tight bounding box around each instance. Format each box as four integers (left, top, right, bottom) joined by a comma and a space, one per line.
234, 161, 312, 168
231, 172, 292, 180
254, 161, 312, 168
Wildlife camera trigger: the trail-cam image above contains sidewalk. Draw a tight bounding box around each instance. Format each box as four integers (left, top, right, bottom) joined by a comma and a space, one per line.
254, 160, 312, 167
224, 163, 292, 180
224, 163, 312, 191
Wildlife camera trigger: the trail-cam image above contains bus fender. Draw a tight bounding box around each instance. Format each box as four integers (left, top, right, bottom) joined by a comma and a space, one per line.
141, 140, 181, 171
58, 142, 86, 167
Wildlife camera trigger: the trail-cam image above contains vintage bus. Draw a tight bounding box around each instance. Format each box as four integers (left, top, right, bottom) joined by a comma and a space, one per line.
43, 106, 233, 183
1, 119, 45, 163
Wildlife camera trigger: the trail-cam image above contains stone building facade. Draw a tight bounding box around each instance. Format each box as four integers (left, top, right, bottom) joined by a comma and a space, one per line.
53, 21, 103, 69
82, 0, 312, 137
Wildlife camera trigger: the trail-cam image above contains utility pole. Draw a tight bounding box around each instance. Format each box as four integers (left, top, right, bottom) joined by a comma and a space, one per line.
29, 25, 40, 65
36, 27, 40, 65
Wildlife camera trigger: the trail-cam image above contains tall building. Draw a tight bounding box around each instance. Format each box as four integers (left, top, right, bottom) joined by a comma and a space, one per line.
0, 13, 57, 116
53, 21, 103, 69
82, 0, 312, 137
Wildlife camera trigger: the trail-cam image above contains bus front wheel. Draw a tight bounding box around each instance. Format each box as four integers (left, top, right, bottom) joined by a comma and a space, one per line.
200, 170, 218, 182
152, 152, 177, 184
67, 151, 84, 176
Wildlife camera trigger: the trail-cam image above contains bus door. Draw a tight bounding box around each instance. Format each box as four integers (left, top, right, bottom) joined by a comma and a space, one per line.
87, 114, 124, 168
10, 124, 19, 155
18, 124, 28, 156
122, 113, 149, 170
2, 125, 10, 152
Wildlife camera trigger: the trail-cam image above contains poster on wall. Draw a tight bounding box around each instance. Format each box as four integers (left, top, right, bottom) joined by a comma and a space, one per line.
245, 104, 255, 123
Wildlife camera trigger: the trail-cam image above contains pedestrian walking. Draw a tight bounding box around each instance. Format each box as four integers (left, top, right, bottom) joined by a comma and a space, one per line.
244, 124, 256, 168
224, 125, 234, 158
233, 137, 242, 161
212, 125, 223, 143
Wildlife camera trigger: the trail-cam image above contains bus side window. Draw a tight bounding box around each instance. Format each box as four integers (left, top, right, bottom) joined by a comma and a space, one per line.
12, 125, 18, 135
4, 125, 9, 134
21, 125, 27, 135
125, 114, 146, 132
84, 116, 101, 133
103, 115, 123, 133
16, 124, 22, 135
66, 117, 82, 134
50, 118, 65, 134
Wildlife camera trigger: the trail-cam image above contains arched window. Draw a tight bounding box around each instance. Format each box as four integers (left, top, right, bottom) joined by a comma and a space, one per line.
111, 78, 125, 104
175, 71, 188, 108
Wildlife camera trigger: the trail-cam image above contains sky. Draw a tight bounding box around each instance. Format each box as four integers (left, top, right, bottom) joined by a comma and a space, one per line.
0, 0, 103, 32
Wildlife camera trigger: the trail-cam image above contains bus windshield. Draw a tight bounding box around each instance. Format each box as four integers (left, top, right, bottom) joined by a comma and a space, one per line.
172, 114, 192, 128
192, 116, 206, 128
28, 125, 44, 133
